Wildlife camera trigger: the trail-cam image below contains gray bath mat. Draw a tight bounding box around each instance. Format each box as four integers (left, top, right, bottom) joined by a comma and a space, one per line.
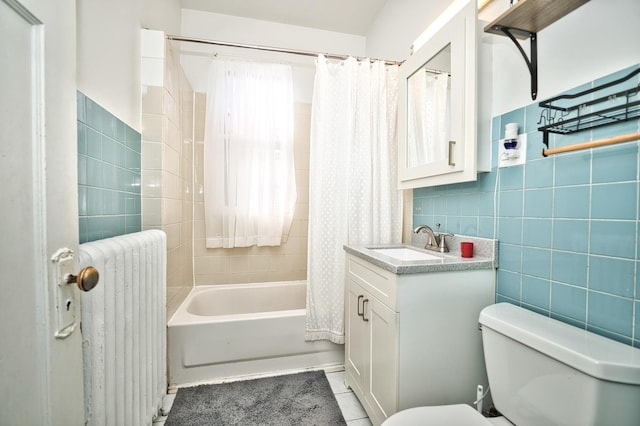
165, 370, 347, 425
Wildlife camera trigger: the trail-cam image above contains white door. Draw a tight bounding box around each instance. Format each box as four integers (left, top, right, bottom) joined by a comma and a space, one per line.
0, 0, 85, 424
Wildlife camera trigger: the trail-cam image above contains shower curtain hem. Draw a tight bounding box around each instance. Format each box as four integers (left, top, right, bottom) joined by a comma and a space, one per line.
305, 330, 345, 345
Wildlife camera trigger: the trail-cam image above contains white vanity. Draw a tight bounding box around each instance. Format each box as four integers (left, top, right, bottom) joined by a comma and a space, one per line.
343, 239, 496, 425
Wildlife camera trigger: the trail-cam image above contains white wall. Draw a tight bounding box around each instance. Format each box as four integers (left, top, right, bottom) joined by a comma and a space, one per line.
487, 0, 640, 115
367, 0, 640, 116
76, 0, 181, 130
179, 9, 367, 102
365, 0, 453, 61
76, 0, 640, 139
141, 0, 181, 35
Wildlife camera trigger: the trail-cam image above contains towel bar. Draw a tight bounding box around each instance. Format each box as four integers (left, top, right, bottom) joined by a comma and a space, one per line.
542, 132, 640, 156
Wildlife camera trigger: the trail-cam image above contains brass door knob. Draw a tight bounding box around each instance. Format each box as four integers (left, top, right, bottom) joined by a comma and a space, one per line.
66, 266, 100, 292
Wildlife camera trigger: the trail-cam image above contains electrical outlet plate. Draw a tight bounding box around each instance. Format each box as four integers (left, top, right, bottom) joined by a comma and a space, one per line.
498, 133, 527, 168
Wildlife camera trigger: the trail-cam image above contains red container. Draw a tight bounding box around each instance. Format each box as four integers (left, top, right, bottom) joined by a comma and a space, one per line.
461, 242, 474, 258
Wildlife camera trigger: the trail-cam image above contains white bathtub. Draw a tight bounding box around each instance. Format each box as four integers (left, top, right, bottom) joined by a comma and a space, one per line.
167, 280, 344, 386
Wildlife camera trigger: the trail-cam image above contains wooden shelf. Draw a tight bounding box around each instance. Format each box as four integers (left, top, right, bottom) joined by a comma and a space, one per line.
483, 0, 590, 99
484, 0, 590, 39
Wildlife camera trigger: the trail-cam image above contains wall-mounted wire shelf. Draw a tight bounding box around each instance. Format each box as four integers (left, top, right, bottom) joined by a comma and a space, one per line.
538, 67, 640, 154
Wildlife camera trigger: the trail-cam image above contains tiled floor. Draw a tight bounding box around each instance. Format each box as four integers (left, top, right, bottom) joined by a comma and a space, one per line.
154, 369, 371, 425
152, 392, 175, 424
326, 370, 372, 425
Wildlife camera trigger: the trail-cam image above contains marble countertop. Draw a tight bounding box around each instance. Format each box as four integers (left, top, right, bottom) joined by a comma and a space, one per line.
344, 235, 498, 275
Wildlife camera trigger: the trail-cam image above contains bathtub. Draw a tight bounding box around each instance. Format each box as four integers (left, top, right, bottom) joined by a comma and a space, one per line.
167, 280, 344, 386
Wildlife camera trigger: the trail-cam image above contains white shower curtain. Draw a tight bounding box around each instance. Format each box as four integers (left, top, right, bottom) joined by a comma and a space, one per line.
305, 56, 402, 343
203, 59, 297, 248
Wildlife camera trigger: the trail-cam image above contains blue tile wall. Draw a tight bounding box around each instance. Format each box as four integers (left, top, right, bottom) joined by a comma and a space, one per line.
413, 64, 640, 347
77, 92, 141, 243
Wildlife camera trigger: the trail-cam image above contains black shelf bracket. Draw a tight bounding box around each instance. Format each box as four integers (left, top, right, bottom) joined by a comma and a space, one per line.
492, 25, 538, 100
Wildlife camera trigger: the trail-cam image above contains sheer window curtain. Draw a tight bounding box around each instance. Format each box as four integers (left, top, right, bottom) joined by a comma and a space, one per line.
203, 59, 297, 248
407, 71, 450, 167
305, 56, 402, 343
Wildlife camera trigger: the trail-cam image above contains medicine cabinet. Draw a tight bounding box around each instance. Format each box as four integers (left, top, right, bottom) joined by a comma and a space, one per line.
398, 0, 490, 189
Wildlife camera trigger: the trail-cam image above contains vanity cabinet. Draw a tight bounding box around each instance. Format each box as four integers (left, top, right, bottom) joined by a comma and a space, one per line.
346, 278, 398, 422
398, 0, 491, 189
344, 253, 494, 425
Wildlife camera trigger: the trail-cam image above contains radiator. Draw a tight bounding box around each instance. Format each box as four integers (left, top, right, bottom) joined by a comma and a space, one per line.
79, 230, 167, 426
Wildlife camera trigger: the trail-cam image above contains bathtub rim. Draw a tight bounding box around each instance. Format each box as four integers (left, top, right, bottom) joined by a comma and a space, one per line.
167, 280, 308, 327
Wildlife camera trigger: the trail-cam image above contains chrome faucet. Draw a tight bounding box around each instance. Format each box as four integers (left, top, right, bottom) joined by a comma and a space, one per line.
413, 223, 453, 253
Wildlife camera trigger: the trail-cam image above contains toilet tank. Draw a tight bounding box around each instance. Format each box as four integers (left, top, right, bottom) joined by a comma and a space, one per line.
479, 303, 640, 426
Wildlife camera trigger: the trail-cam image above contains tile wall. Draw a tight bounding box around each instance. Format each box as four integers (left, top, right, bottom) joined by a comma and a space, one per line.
413, 64, 640, 347
141, 30, 194, 317
77, 92, 142, 243
140, 30, 311, 315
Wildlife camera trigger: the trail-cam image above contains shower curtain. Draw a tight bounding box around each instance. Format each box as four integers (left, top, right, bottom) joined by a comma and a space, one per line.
305, 55, 402, 344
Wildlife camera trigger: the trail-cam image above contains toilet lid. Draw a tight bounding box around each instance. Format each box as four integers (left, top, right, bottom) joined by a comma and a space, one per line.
382, 404, 493, 426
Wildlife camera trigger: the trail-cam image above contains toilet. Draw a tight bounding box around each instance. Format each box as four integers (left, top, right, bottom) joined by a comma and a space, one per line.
383, 302, 640, 426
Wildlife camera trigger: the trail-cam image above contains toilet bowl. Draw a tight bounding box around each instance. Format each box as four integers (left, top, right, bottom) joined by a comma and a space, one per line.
382, 404, 493, 426
382, 303, 640, 426
383, 404, 516, 425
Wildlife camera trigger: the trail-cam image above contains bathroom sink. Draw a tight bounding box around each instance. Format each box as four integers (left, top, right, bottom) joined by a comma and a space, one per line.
370, 247, 443, 261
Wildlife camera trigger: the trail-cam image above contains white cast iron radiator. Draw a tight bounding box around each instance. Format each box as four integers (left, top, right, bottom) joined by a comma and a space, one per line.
79, 230, 167, 426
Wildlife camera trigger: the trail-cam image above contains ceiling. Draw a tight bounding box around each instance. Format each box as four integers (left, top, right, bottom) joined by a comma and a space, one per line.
179, 0, 389, 35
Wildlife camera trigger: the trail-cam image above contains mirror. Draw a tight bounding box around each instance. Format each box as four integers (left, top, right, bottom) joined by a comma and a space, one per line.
397, 0, 484, 189
406, 44, 451, 169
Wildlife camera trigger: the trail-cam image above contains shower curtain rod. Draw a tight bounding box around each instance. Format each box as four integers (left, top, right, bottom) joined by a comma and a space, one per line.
166, 35, 405, 66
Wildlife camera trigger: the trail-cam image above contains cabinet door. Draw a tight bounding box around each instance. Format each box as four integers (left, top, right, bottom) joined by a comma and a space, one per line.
345, 278, 369, 395
397, 0, 479, 188
368, 297, 399, 423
